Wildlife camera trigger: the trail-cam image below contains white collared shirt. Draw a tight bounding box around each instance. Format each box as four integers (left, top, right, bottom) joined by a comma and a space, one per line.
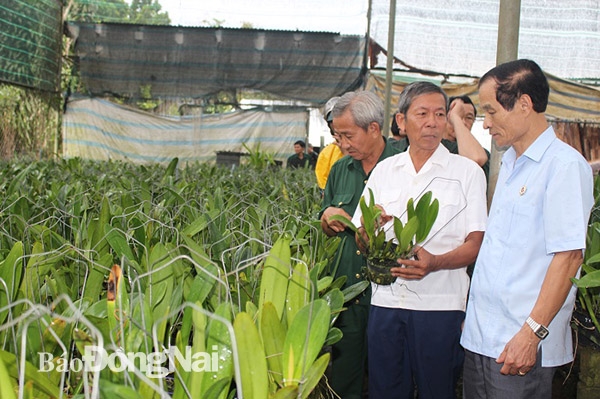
352, 144, 488, 311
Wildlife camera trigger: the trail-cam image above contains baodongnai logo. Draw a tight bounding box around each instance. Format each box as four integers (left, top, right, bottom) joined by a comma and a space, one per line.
39, 346, 220, 378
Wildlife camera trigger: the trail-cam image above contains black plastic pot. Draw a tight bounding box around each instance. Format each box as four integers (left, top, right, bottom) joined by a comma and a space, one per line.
365, 257, 398, 285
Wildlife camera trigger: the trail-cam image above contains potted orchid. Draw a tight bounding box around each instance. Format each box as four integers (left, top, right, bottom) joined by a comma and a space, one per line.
330, 188, 439, 285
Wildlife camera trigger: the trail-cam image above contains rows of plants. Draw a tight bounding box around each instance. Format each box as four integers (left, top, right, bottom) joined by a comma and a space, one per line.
0, 157, 365, 399
572, 173, 600, 344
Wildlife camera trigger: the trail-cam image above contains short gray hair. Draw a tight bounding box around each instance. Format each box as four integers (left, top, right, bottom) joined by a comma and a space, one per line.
397, 81, 448, 115
331, 90, 384, 131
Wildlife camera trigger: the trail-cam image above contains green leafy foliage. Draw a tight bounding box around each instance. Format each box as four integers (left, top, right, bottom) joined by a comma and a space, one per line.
572, 174, 600, 344
0, 157, 349, 398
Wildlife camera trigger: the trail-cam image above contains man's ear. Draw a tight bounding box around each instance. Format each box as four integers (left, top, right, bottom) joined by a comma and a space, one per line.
368, 121, 381, 135
518, 94, 533, 114
395, 112, 406, 132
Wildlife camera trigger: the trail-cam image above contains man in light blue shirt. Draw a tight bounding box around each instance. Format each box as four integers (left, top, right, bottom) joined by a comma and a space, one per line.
461, 59, 594, 398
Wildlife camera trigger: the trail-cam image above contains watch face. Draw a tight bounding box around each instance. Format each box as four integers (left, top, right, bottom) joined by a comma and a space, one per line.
536, 326, 549, 340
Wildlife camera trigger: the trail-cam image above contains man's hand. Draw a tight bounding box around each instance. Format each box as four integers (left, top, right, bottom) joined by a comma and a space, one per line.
389, 246, 438, 280
320, 206, 353, 236
447, 98, 472, 130
496, 325, 539, 376
356, 205, 392, 252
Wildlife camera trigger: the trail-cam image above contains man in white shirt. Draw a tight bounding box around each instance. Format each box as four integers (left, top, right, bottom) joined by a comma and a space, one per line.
352, 81, 488, 398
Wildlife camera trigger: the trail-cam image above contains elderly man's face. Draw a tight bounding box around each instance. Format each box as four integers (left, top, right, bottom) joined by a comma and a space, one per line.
397, 92, 447, 152
332, 109, 380, 161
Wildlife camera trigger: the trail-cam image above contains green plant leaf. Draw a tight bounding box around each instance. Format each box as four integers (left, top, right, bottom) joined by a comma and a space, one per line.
587, 252, 600, 265
106, 264, 129, 348
272, 385, 299, 399
0, 241, 24, 324
0, 350, 60, 399
299, 353, 330, 399
399, 216, 419, 254
104, 224, 136, 262
341, 280, 369, 303
415, 193, 439, 244
182, 214, 210, 237
98, 378, 143, 399
324, 327, 343, 346
187, 302, 208, 397
321, 288, 344, 319
260, 302, 286, 387
406, 197, 416, 220
572, 269, 600, 288
201, 302, 234, 399
415, 191, 432, 217
0, 353, 17, 399
282, 299, 330, 386
259, 234, 292, 321
392, 217, 404, 249
286, 262, 311, 327
233, 312, 269, 399
327, 214, 358, 232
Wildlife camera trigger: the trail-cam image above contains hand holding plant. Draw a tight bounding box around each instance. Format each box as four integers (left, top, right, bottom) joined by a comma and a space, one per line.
329, 188, 439, 285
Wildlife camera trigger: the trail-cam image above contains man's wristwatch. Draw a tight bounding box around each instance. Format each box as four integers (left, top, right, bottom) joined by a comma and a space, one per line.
526, 316, 549, 340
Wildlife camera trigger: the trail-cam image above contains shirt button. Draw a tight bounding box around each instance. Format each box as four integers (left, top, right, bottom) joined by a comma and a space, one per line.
356, 250, 361, 255
355, 273, 361, 279
338, 201, 343, 206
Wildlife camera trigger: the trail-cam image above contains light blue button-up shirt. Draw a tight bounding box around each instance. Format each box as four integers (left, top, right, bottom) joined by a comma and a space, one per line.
461, 126, 594, 367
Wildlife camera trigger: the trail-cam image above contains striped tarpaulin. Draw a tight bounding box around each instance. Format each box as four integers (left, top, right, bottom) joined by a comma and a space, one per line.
62, 97, 308, 165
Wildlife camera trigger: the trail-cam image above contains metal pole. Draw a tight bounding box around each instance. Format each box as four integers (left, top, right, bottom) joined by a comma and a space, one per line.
382, 0, 397, 138
487, 0, 521, 204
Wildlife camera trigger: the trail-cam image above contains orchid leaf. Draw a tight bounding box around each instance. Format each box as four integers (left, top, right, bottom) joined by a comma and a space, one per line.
259, 234, 292, 321
234, 312, 269, 399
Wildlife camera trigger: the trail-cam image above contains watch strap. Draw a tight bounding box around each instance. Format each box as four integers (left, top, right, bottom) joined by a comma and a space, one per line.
526, 316, 541, 332
526, 316, 549, 339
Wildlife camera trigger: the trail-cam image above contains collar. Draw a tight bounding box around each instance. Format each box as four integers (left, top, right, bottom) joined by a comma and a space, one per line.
394, 143, 450, 170
504, 126, 556, 166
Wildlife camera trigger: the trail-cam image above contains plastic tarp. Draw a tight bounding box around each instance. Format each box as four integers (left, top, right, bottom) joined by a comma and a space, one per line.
62, 97, 307, 165
366, 71, 600, 123
66, 22, 365, 104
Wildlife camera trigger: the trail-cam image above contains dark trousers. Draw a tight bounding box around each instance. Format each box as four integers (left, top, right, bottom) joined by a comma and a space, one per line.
463, 349, 556, 399
330, 303, 369, 399
368, 306, 465, 399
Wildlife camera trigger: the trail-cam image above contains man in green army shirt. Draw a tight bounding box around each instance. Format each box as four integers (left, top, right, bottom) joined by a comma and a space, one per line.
319, 90, 400, 398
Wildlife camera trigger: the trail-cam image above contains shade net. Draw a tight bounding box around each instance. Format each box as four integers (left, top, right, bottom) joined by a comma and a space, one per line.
67, 22, 366, 104
0, 0, 63, 92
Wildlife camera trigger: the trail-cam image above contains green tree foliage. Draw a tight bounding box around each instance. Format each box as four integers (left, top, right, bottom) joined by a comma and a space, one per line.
68, 0, 170, 25
129, 0, 170, 25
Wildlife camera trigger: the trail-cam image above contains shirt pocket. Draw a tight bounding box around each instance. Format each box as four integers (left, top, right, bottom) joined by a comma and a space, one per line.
430, 186, 467, 236
378, 188, 406, 215
506, 201, 537, 248
331, 193, 356, 215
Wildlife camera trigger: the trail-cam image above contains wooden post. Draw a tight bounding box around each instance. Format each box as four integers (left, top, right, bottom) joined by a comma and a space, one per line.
382, 0, 397, 138
487, 0, 521, 204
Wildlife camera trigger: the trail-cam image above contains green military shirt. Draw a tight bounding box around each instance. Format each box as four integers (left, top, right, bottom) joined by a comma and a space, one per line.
287, 153, 310, 168
319, 138, 400, 304
389, 137, 409, 153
